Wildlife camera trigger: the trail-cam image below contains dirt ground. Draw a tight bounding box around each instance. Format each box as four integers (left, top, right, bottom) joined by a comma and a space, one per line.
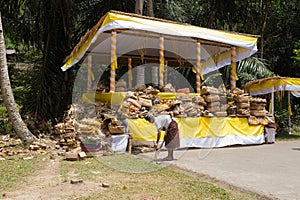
3, 157, 102, 200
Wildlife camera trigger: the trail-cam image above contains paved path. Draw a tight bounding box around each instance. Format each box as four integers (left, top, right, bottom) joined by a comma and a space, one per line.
173, 140, 300, 200
144, 140, 300, 200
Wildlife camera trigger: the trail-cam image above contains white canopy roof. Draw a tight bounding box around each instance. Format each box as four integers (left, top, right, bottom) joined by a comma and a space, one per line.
62, 11, 258, 73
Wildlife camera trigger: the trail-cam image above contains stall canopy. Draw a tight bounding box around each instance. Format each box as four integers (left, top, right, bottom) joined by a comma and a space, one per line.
244, 77, 300, 96
244, 76, 300, 135
61, 10, 258, 73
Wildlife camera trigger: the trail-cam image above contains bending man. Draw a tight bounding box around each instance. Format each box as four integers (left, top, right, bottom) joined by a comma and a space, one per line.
145, 114, 180, 161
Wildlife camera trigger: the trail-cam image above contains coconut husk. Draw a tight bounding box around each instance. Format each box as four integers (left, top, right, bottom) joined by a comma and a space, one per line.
250, 104, 266, 110
206, 106, 220, 113
236, 102, 250, 109
203, 95, 220, 102
250, 109, 267, 117
138, 97, 153, 107
214, 111, 227, 117
250, 98, 267, 104
201, 87, 219, 95
234, 95, 249, 103
206, 101, 221, 107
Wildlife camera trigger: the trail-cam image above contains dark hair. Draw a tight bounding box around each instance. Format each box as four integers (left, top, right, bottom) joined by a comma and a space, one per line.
145, 113, 154, 122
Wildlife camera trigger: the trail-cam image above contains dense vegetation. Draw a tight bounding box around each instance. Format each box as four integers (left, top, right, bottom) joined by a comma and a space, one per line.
0, 0, 299, 132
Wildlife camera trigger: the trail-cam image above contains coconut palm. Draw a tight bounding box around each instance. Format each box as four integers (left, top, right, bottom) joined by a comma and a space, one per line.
0, 14, 36, 143
222, 56, 274, 88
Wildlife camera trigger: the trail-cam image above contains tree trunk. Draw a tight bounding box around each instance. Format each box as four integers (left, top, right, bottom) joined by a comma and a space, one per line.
135, 0, 144, 15
0, 13, 36, 144
147, 0, 154, 17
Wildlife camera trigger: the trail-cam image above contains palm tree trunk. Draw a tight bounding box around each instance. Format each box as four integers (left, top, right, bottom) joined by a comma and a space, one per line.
147, 0, 154, 17
0, 13, 36, 144
135, 0, 144, 15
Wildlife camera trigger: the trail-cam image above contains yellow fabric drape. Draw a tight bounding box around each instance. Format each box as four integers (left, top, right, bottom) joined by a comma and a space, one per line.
128, 117, 264, 141
288, 104, 293, 116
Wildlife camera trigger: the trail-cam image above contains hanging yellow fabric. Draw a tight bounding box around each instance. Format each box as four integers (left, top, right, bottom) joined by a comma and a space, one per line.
269, 99, 273, 113
288, 104, 293, 116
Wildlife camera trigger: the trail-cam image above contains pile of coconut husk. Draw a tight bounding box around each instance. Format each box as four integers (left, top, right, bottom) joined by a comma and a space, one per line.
225, 88, 251, 117
250, 97, 268, 117
53, 104, 109, 153
0, 135, 52, 160
113, 84, 272, 119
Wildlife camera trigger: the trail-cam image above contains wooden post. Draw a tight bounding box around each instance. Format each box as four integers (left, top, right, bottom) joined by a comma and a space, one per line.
164, 60, 168, 85
159, 36, 164, 87
196, 42, 202, 93
87, 55, 93, 92
110, 31, 117, 92
288, 91, 292, 135
127, 133, 133, 154
270, 92, 275, 115
230, 47, 237, 89
128, 58, 132, 89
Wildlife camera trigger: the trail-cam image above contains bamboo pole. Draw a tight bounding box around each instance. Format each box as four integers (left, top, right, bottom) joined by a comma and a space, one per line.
196, 42, 202, 93
164, 60, 168, 85
110, 31, 117, 92
87, 55, 93, 92
128, 58, 133, 89
288, 91, 292, 135
270, 92, 275, 115
230, 47, 237, 89
159, 36, 164, 87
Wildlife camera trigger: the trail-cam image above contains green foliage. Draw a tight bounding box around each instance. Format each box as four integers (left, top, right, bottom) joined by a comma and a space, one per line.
0, 107, 14, 135
0, 0, 299, 125
221, 56, 273, 88
237, 56, 274, 86
274, 108, 288, 128
293, 40, 300, 66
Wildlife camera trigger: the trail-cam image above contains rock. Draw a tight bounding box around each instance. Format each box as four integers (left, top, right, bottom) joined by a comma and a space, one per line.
78, 151, 87, 158
102, 183, 110, 188
70, 179, 83, 184
65, 152, 79, 161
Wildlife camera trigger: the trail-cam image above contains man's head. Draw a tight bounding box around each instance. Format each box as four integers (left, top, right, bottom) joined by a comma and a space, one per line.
145, 113, 155, 123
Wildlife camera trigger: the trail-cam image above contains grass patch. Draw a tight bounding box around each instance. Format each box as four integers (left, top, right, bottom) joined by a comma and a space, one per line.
275, 127, 300, 141
0, 155, 40, 192
61, 153, 259, 200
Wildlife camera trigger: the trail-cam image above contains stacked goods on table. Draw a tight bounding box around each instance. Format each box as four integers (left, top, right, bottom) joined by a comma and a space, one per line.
250, 98, 267, 117
226, 88, 250, 117
114, 84, 274, 120
234, 95, 250, 117
202, 86, 227, 117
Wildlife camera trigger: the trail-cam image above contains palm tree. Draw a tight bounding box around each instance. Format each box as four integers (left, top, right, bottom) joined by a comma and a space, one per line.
222, 56, 274, 88
0, 13, 36, 143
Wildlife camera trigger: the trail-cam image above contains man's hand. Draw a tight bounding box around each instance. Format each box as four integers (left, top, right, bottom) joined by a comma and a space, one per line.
154, 143, 158, 150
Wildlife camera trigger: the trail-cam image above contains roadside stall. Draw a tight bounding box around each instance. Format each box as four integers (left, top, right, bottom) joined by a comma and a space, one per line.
62, 10, 267, 149
244, 77, 300, 136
